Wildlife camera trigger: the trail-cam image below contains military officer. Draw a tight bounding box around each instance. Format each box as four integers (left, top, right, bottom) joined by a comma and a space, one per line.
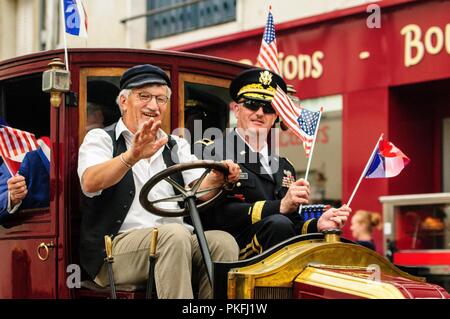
198, 68, 351, 259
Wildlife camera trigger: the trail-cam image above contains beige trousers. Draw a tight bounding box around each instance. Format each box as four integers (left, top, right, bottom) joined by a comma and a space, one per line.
94, 223, 239, 299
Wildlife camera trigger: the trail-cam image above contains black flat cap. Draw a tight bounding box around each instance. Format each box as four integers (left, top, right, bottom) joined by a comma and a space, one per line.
230, 68, 287, 103
120, 64, 171, 90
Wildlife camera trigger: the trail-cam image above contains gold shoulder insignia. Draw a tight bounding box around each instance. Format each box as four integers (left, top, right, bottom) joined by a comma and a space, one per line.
194, 138, 214, 146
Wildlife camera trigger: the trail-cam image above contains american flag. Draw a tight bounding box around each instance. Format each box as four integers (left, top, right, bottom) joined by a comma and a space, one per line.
271, 86, 321, 157
0, 125, 39, 175
257, 7, 281, 75
297, 108, 321, 156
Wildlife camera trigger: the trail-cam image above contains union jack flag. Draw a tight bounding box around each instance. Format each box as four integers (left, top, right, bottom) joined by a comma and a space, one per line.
271, 86, 321, 157
0, 125, 39, 175
257, 6, 280, 75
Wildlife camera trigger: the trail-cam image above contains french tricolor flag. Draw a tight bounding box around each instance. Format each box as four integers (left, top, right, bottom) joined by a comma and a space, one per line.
63, 0, 88, 38
365, 136, 410, 178
347, 134, 410, 206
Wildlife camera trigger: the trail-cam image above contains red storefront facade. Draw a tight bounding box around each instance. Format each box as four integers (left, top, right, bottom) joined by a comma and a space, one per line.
169, 0, 450, 250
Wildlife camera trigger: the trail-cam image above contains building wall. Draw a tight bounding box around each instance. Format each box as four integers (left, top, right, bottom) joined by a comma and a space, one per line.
0, 0, 378, 61
148, 0, 379, 49
0, 0, 18, 60
16, 0, 40, 56
0, 0, 40, 61
125, 0, 147, 48
0, 0, 129, 61
65, 0, 128, 49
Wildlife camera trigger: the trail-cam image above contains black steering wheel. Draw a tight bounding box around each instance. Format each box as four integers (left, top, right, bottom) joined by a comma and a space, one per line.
139, 160, 234, 217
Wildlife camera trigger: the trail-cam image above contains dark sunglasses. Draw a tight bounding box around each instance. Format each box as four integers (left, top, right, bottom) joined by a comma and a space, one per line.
241, 99, 276, 114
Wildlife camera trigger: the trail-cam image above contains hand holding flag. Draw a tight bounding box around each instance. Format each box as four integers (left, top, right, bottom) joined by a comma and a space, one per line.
271, 86, 323, 216
258, 5, 323, 217
4, 134, 51, 212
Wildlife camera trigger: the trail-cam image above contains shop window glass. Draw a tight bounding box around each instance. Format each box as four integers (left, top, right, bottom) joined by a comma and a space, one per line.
182, 81, 230, 151
85, 76, 121, 132
146, 0, 236, 40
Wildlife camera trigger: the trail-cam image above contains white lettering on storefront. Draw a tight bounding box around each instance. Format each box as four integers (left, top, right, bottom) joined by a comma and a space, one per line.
239, 51, 324, 81
401, 23, 450, 67
279, 51, 324, 80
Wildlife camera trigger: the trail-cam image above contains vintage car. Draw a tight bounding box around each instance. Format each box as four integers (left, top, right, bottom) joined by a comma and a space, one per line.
0, 49, 448, 299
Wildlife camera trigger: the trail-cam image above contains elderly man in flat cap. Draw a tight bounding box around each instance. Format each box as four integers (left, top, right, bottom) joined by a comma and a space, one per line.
198, 68, 351, 260
78, 64, 241, 299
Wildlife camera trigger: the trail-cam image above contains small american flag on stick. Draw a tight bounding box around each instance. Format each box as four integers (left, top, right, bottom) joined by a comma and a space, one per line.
0, 125, 39, 175
257, 6, 281, 75
271, 86, 321, 157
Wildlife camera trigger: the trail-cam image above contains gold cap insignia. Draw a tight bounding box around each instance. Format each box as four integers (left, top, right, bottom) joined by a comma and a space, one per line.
259, 70, 273, 86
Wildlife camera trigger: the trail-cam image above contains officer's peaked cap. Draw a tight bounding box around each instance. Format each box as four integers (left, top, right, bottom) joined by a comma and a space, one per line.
229, 68, 287, 103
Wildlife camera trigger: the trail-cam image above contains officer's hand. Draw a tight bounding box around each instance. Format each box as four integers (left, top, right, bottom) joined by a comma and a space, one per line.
222, 160, 241, 183
280, 178, 310, 214
8, 174, 28, 206
207, 160, 241, 186
197, 160, 240, 201
317, 205, 351, 231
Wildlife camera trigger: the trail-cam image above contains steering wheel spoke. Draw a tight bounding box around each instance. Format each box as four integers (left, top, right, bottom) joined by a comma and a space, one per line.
164, 176, 187, 195
195, 186, 223, 199
150, 193, 186, 205
191, 168, 212, 193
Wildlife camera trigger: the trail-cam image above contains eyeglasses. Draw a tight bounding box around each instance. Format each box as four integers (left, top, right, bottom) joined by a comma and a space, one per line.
241, 99, 276, 114
135, 92, 169, 106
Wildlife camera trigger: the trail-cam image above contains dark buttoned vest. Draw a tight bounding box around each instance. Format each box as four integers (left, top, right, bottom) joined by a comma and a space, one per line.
79, 124, 135, 279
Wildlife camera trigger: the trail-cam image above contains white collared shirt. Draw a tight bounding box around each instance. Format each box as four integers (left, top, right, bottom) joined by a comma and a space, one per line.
235, 129, 272, 176
78, 118, 203, 233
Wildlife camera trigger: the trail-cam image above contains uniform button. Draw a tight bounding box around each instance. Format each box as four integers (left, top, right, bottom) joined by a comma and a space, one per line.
129, 191, 134, 196
116, 220, 122, 224
123, 205, 128, 209
237, 182, 241, 187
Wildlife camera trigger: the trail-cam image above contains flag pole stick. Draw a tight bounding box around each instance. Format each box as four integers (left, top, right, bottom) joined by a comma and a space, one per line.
60, 0, 69, 72
346, 133, 383, 207
298, 108, 323, 215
